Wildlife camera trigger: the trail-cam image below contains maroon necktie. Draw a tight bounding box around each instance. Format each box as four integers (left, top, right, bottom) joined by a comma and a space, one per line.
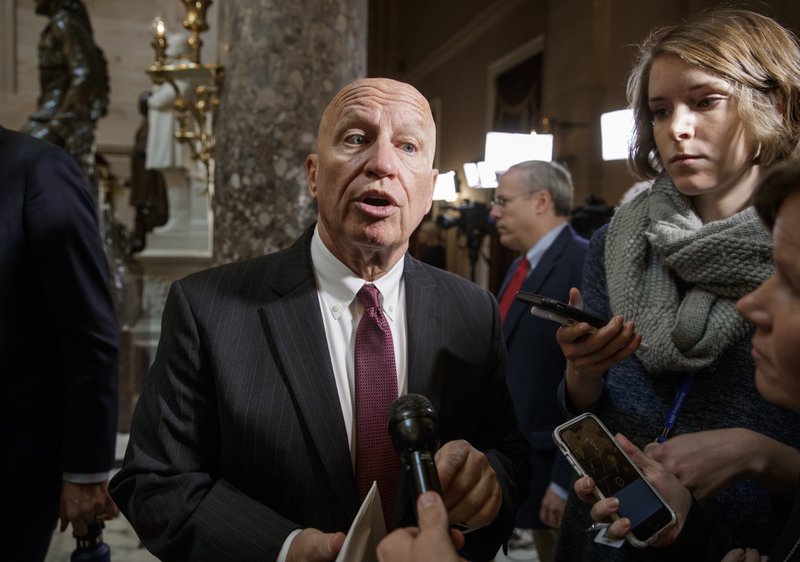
498, 258, 530, 321
354, 284, 399, 529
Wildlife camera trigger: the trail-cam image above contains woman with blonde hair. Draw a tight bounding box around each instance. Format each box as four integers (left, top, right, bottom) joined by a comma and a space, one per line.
554, 8, 800, 560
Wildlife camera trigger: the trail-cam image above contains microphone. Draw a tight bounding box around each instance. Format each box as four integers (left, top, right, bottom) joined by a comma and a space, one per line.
388, 394, 443, 506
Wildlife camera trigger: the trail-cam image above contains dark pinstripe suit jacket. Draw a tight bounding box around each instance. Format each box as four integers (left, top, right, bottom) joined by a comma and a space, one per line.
111, 226, 531, 562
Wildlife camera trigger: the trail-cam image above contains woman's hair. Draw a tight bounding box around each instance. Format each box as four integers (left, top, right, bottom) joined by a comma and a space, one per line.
627, 8, 800, 178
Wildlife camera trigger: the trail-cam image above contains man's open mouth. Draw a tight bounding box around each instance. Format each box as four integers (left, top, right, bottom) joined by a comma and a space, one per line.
364, 196, 391, 206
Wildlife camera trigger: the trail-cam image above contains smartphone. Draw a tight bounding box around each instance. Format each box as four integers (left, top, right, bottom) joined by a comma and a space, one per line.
515, 291, 608, 331
553, 413, 676, 547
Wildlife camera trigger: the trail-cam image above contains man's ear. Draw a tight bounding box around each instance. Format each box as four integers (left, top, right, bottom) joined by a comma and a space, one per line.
532, 190, 552, 213
424, 168, 438, 214
306, 154, 318, 200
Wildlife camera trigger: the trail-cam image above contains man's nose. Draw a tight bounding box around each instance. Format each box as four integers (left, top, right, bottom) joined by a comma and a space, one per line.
364, 138, 399, 178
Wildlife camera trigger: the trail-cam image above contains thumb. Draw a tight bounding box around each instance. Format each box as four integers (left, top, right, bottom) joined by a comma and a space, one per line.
416, 491, 449, 533
291, 529, 346, 562
323, 532, 346, 559
614, 433, 654, 472
568, 287, 584, 309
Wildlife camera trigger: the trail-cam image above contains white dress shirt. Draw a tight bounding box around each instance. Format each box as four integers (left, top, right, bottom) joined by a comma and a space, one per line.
278, 226, 409, 560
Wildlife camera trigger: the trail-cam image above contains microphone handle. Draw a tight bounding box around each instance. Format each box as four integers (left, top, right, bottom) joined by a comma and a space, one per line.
408, 450, 442, 497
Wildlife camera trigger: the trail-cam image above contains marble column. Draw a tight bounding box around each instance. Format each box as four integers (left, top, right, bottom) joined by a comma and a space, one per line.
214, 0, 367, 263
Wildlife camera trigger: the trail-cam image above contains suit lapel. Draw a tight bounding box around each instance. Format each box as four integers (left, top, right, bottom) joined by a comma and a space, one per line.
503, 226, 573, 339
258, 230, 360, 519
403, 255, 446, 413
398, 255, 448, 524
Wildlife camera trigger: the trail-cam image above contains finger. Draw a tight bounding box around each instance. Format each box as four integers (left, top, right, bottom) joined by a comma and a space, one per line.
103, 486, 120, 519
416, 492, 449, 534
576, 318, 637, 363
449, 528, 466, 550
540, 507, 557, 529
441, 451, 500, 527
452, 475, 502, 529
105, 499, 120, 519
721, 548, 746, 562
573, 476, 596, 502
71, 517, 88, 538
435, 440, 470, 495
556, 322, 596, 345
589, 497, 619, 522
607, 518, 630, 540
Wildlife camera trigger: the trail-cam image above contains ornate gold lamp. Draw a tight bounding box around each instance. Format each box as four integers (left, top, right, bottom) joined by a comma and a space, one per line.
147, 0, 223, 180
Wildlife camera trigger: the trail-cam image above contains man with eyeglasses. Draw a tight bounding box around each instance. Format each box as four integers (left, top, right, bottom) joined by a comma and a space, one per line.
490, 160, 588, 561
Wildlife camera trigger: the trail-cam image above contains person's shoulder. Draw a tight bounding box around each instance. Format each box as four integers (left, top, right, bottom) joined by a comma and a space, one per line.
563, 224, 590, 251
179, 235, 308, 290
181, 251, 281, 286
0, 129, 77, 178
406, 256, 491, 299
589, 222, 610, 246
1, 128, 58, 159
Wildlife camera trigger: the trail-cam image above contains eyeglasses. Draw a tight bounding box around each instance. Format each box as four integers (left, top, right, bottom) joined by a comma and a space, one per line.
490, 192, 532, 208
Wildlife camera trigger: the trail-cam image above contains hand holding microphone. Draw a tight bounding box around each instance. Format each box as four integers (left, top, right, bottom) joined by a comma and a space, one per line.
387, 395, 501, 531
388, 394, 443, 502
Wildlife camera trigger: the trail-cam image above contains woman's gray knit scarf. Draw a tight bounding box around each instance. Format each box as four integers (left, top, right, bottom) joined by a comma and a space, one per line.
605, 173, 773, 374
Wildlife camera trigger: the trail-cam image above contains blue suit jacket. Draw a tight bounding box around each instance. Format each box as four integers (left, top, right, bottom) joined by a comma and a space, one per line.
111, 226, 531, 562
0, 127, 119, 518
498, 224, 587, 525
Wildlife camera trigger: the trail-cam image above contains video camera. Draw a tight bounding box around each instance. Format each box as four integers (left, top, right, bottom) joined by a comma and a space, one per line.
435, 200, 492, 280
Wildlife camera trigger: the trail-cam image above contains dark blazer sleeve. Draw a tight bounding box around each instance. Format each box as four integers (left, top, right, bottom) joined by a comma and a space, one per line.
110, 279, 300, 562
1, 128, 118, 479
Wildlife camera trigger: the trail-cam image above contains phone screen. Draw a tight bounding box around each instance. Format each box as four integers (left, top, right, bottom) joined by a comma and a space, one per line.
555, 415, 675, 544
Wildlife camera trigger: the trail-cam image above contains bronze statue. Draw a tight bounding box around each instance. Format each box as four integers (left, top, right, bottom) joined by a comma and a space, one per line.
130, 92, 168, 253
23, 0, 110, 196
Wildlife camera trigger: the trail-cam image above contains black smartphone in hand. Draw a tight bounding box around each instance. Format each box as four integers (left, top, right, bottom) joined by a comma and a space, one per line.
553, 413, 676, 547
515, 291, 608, 331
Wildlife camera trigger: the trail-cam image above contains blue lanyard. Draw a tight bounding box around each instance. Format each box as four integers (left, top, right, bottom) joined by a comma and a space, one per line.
657, 373, 694, 443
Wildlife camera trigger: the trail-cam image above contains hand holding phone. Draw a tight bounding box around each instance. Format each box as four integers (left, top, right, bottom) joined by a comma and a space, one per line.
553, 414, 676, 547
516, 291, 608, 332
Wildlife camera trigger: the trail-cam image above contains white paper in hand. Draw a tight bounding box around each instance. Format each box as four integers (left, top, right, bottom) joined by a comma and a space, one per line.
335, 481, 387, 562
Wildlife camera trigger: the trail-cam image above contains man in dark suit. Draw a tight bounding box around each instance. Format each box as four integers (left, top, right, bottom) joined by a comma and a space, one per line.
110, 78, 530, 562
490, 160, 588, 560
0, 126, 119, 561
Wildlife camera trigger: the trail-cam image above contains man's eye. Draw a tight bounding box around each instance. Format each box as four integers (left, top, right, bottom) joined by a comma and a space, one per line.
345, 134, 367, 145
400, 143, 417, 154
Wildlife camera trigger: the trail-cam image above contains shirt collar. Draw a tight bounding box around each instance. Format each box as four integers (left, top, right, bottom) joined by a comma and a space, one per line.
524, 222, 567, 271
310, 225, 404, 321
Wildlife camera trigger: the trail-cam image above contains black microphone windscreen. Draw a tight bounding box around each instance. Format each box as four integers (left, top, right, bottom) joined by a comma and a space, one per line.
387, 393, 434, 425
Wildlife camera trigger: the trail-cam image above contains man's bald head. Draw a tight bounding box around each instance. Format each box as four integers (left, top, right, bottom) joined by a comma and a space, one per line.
317, 78, 437, 164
